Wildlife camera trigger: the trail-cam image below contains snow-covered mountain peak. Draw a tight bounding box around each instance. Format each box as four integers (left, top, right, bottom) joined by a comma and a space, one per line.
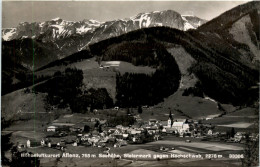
2, 10, 207, 42
181, 15, 195, 17
52, 17, 62, 21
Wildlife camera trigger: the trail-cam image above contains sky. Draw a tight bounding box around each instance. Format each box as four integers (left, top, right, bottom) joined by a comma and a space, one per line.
2, 1, 249, 28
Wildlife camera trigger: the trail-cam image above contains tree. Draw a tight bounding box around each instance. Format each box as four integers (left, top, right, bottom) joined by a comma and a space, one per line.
34, 68, 83, 108
241, 134, 259, 167
83, 125, 90, 133
10, 146, 40, 167
94, 121, 100, 128
98, 125, 103, 133
230, 127, 235, 138
241, 120, 259, 167
169, 109, 173, 127
126, 108, 130, 115
2, 133, 13, 166
169, 110, 173, 120
138, 106, 143, 114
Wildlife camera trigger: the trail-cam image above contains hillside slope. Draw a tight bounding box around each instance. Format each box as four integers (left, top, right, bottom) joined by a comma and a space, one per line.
195, 1, 260, 64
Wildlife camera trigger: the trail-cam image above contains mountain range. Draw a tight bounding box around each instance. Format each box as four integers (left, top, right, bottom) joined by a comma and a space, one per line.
2, 10, 206, 69
2, 10, 206, 42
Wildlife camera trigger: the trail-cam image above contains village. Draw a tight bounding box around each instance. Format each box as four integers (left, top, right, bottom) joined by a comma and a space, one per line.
18, 106, 258, 155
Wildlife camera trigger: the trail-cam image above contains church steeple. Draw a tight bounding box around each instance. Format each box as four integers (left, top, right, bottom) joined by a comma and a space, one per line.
169, 110, 173, 120
168, 110, 173, 127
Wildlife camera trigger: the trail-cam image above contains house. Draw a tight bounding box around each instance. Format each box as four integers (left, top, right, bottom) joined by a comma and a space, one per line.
107, 137, 116, 144
141, 124, 150, 129
100, 132, 106, 137
99, 120, 107, 125
204, 124, 213, 128
149, 119, 157, 126
154, 135, 160, 141
147, 127, 158, 135
108, 129, 116, 134
207, 129, 213, 136
133, 115, 142, 122
26, 140, 31, 148
41, 139, 45, 146
57, 142, 66, 150
116, 125, 124, 129
81, 134, 90, 141
70, 124, 85, 132
114, 134, 123, 139
84, 117, 92, 122
131, 124, 140, 129
91, 118, 99, 122
166, 128, 175, 135
88, 136, 100, 145
162, 128, 167, 134
26, 140, 41, 148
123, 134, 129, 140
114, 129, 123, 135
160, 121, 168, 127
136, 128, 145, 132
213, 132, 220, 136
47, 142, 57, 148
97, 142, 106, 148
182, 124, 190, 133
92, 130, 100, 136
193, 120, 199, 124
130, 130, 142, 135
119, 140, 127, 146
235, 132, 246, 141
99, 137, 109, 143
47, 126, 57, 132
114, 140, 127, 147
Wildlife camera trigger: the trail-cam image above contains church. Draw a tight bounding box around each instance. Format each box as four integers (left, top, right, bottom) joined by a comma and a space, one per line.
163, 111, 190, 134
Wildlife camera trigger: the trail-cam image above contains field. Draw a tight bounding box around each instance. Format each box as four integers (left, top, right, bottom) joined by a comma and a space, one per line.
155, 90, 223, 119
1, 89, 47, 121
202, 107, 258, 132
24, 136, 244, 167
35, 58, 155, 101
36, 59, 155, 77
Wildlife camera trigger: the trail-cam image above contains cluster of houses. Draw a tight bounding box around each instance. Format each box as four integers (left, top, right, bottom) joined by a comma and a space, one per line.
18, 111, 259, 152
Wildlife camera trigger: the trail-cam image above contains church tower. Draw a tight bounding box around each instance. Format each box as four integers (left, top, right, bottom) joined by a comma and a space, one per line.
168, 110, 173, 127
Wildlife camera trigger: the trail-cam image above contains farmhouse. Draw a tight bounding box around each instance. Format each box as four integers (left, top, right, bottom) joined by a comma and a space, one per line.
47, 126, 57, 132
149, 119, 157, 126
207, 129, 213, 136
108, 129, 116, 134
147, 126, 158, 134
129, 129, 142, 135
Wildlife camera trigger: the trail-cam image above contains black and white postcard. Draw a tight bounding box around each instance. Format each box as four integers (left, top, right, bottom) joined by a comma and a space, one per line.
1, 1, 259, 167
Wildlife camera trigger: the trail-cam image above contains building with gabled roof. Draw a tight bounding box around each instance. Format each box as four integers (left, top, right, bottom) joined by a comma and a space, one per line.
149, 119, 157, 126
172, 122, 190, 133
47, 126, 57, 132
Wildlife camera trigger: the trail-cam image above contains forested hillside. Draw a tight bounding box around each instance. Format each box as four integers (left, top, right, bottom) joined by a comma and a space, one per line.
90, 26, 259, 106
